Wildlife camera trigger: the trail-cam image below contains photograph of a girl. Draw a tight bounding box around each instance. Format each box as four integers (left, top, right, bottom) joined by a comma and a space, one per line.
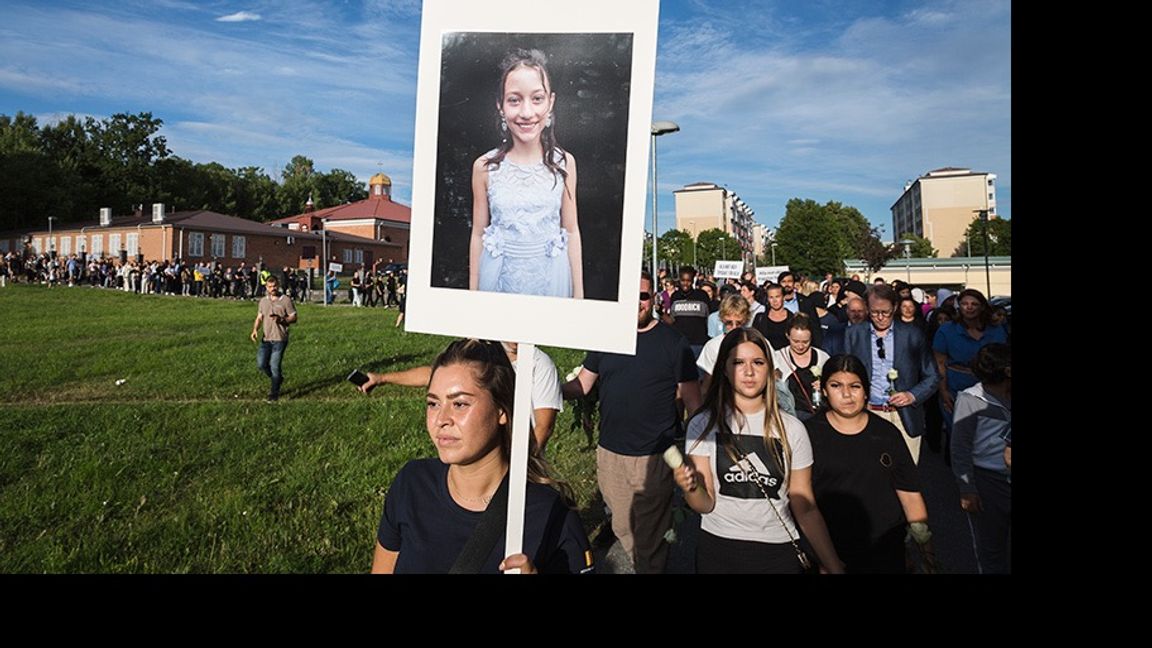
471, 49, 583, 298
431, 32, 632, 302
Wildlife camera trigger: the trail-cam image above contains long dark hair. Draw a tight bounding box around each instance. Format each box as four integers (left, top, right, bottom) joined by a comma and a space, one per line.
690, 327, 792, 478
430, 338, 574, 506
483, 48, 568, 189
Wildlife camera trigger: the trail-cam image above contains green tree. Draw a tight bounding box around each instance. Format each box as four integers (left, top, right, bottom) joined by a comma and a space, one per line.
696, 228, 739, 274
0, 112, 41, 153
87, 112, 171, 213
232, 167, 280, 221
657, 229, 694, 271
955, 216, 1011, 257
898, 232, 938, 258
774, 198, 849, 277
315, 168, 368, 206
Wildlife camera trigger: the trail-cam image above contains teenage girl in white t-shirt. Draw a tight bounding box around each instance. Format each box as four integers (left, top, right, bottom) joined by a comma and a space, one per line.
674, 327, 844, 574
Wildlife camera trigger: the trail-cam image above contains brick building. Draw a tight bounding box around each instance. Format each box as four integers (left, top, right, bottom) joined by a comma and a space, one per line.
0, 205, 395, 273
270, 172, 410, 266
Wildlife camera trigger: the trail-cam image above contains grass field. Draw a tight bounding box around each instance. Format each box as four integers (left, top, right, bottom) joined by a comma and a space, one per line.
0, 284, 599, 572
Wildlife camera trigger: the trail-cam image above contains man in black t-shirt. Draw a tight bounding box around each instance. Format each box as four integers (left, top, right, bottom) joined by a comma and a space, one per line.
563, 271, 701, 573
662, 265, 712, 359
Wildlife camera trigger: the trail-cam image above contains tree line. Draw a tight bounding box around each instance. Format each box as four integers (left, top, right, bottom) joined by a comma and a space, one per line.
1, 111, 368, 232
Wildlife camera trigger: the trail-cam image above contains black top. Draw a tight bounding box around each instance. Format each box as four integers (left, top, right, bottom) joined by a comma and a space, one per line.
377, 459, 594, 574
780, 350, 820, 418
752, 310, 794, 350
584, 322, 699, 456
805, 412, 920, 561
668, 288, 712, 345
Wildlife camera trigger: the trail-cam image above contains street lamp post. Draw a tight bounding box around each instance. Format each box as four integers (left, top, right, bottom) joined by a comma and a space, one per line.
898, 239, 914, 283
690, 220, 697, 267
650, 120, 680, 276
47, 216, 57, 258
979, 209, 992, 296
771, 242, 777, 266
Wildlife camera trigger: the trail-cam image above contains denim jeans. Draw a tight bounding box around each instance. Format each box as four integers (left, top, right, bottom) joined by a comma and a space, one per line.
257, 340, 289, 398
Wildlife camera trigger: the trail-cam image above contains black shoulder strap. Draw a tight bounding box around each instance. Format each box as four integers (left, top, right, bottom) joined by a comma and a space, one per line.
449, 472, 511, 574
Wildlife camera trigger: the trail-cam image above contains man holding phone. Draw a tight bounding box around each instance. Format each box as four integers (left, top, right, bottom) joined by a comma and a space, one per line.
251, 275, 298, 402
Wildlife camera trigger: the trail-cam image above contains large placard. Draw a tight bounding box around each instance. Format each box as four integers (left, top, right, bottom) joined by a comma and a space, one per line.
406, 0, 660, 356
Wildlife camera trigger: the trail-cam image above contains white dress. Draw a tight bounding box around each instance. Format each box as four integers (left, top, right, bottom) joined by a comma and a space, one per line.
477, 148, 572, 297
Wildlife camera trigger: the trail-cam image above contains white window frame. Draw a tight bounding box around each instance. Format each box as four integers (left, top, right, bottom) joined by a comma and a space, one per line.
232, 235, 246, 259
126, 233, 140, 255
354, 249, 364, 264
109, 233, 122, 255
60, 236, 71, 256
188, 232, 204, 257
75, 235, 86, 255
91, 234, 103, 257
342, 249, 353, 264
211, 233, 225, 258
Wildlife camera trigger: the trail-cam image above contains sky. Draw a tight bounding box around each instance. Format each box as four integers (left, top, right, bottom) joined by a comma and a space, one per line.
0, 0, 1011, 238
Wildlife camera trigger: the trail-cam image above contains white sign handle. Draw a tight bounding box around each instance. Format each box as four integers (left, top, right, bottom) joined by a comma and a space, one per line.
503, 341, 534, 573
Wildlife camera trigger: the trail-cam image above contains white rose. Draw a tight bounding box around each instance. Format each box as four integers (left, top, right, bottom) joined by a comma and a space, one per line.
565, 365, 584, 383
810, 365, 822, 378
887, 368, 899, 381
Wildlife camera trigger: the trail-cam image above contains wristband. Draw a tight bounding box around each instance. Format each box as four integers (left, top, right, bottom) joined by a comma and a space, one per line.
908, 521, 932, 544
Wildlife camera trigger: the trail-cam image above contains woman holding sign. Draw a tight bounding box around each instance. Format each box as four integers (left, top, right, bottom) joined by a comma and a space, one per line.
673, 327, 843, 574
469, 48, 584, 299
372, 338, 593, 574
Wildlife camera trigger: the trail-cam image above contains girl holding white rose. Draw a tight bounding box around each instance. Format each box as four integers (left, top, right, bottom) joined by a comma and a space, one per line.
773, 313, 830, 421
804, 354, 935, 574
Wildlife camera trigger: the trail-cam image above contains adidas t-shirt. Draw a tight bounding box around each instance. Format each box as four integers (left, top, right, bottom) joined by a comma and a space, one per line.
685, 408, 813, 544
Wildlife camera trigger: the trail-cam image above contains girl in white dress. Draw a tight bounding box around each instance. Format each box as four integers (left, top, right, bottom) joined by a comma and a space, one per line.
469, 49, 584, 299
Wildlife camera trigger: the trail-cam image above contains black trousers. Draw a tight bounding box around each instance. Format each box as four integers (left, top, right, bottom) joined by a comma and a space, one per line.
972, 467, 1011, 574
695, 530, 804, 574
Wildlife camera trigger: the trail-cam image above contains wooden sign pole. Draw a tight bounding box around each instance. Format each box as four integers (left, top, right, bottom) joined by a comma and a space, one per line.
503, 341, 535, 573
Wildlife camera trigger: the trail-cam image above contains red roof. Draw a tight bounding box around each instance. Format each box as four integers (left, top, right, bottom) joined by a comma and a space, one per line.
271, 195, 411, 225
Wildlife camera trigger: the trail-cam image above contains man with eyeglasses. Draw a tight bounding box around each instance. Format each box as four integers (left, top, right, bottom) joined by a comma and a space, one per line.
845, 284, 939, 463
562, 271, 701, 573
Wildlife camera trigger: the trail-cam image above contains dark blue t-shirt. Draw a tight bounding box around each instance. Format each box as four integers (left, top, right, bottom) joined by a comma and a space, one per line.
377, 459, 594, 574
583, 322, 699, 456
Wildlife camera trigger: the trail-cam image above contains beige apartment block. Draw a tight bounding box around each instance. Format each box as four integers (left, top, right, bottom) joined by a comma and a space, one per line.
673, 182, 756, 263
891, 167, 999, 257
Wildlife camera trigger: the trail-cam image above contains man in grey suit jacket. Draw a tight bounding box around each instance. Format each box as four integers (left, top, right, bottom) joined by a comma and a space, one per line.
845, 284, 939, 463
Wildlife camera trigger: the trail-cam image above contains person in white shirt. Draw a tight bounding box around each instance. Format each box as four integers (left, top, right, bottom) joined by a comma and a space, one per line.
672, 327, 843, 574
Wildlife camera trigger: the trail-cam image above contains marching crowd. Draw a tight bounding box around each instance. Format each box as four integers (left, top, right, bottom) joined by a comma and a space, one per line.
6, 247, 1010, 574
365, 266, 1011, 575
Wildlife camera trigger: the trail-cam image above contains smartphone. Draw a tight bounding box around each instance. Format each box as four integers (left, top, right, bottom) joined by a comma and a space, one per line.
347, 370, 370, 387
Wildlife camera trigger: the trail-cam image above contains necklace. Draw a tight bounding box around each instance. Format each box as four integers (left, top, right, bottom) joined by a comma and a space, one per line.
448, 472, 497, 506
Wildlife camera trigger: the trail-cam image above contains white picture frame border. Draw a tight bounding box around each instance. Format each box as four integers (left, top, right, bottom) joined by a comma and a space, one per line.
405, 0, 660, 355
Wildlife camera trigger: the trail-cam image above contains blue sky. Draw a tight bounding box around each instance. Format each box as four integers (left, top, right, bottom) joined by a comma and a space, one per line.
0, 0, 1010, 237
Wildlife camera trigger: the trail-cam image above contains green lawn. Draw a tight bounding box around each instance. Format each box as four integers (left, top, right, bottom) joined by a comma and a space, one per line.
0, 285, 599, 572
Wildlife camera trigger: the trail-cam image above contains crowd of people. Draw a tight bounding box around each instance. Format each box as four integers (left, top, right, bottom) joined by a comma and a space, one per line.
367, 266, 1011, 574
6, 244, 1011, 574
0, 250, 409, 309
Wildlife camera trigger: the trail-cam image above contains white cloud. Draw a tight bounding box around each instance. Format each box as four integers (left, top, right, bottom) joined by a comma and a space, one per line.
216, 11, 262, 23
651, 0, 1011, 225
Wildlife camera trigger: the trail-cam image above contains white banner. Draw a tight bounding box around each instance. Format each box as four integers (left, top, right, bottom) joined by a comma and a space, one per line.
756, 265, 791, 284
328, 263, 344, 273
713, 260, 744, 279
